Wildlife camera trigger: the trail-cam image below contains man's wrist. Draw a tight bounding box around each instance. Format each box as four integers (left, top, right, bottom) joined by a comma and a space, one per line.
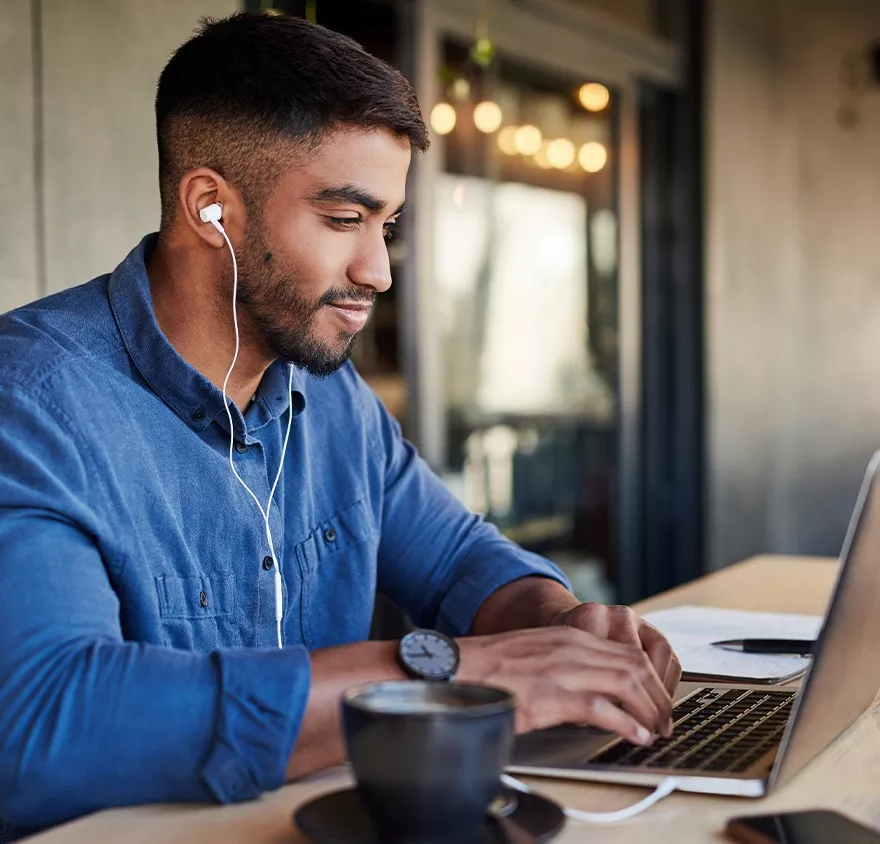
470, 576, 580, 635
455, 636, 499, 686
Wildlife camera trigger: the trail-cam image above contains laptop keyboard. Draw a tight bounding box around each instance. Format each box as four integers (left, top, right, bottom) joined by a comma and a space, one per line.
589, 688, 797, 773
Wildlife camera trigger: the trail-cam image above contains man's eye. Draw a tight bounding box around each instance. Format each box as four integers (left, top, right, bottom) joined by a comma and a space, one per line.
327, 216, 361, 229
383, 223, 399, 241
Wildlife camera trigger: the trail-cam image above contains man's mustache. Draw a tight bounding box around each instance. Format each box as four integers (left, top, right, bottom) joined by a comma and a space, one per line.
317, 287, 376, 308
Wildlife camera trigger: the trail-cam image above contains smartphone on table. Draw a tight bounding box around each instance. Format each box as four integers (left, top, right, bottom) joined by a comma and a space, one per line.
727, 810, 880, 844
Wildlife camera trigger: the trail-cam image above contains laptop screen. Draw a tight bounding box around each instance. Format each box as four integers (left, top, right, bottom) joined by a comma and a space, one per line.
770, 452, 880, 788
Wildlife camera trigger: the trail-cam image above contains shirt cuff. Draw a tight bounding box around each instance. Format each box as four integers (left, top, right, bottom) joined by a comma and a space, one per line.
434, 547, 572, 637
200, 646, 310, 804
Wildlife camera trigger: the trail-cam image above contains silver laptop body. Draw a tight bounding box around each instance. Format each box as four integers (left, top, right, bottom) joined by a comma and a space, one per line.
509, 452, 880, 797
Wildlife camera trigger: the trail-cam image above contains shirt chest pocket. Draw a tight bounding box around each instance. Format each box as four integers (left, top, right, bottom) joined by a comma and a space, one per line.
297, 498, 379, 649
155, 573, 239, 650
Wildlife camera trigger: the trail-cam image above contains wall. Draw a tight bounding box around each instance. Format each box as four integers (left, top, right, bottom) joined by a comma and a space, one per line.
707, 0, 880, 568
567, 0, 656, 35
0, 1, 38, 312
0, 0, 236, 309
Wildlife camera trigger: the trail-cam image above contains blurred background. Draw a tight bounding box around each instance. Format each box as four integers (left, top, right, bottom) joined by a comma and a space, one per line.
2, 0, 879, 604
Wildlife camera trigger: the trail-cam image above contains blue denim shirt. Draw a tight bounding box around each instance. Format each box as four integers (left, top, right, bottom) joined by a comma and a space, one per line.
0, 235, 568, 831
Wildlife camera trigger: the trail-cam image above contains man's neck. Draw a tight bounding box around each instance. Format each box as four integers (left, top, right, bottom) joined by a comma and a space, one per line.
146, 236, 271, 411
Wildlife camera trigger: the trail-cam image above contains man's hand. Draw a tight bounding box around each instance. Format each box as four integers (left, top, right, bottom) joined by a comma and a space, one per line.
457, 626, 674, 745
468, 578, 681, 742
549, 602, 682, 698
472, 577, 682, 700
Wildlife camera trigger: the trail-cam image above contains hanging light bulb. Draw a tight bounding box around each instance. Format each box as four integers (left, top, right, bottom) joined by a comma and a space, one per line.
514, 124, 542, 156
473, 100, 503, 133
451, 78, 471, 101
430, 102, 457, 136
497, 126, 519, 155
546, 138, 576, 169
578, 141, 608, 173
578, 82, 610, 112
533, 141, 553, 169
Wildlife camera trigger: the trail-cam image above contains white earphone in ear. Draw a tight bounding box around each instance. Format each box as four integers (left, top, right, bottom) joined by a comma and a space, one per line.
207, 198, 293, 650
199, 202, 224, 231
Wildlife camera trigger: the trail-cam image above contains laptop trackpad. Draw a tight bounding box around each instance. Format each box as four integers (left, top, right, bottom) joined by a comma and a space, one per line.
510, 683, 704, 768
512, 724, 612, 767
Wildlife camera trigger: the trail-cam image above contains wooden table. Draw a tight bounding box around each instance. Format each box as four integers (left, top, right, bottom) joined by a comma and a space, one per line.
26, 554, 880, 844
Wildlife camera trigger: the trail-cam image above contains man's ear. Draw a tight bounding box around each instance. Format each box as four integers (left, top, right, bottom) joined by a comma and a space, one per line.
178, 168, 245, 247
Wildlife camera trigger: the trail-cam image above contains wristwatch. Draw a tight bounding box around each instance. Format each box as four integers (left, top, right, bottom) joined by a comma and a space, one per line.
397, 629, 460, 682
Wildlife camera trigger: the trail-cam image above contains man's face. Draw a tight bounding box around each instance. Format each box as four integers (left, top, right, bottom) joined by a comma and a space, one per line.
236, 128, 411, 376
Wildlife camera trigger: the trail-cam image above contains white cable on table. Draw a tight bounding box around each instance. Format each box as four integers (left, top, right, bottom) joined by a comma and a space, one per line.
501, 774, 679, 823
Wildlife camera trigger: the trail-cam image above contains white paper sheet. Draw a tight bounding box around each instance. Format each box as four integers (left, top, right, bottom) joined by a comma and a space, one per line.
643, 605, 824, 683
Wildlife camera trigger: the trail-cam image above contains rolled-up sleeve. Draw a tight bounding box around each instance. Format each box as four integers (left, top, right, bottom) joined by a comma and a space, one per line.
0, 387, 310, 829
356, 377, 572, 636
201, 648, 310, 804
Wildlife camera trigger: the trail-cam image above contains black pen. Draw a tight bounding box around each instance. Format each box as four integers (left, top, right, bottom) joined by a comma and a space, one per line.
711, 638, 815, 656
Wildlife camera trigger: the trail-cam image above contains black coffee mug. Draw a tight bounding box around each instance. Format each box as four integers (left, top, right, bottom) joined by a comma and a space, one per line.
341, 680, 516, 844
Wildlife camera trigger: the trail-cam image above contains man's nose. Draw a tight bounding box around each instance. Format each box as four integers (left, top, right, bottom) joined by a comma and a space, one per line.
348, 233, 393, 294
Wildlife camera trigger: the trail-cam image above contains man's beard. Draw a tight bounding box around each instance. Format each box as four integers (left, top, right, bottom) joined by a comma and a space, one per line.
234, 238, 372, 378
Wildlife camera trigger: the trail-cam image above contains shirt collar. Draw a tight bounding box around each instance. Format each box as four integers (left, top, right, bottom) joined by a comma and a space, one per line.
108, 234, 306, 437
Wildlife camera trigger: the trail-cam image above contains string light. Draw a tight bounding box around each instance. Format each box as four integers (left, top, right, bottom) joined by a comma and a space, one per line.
578, 141, 608, 173
546, 138, 576, 169
474, 100, 503, 133
430, 102, 457, 135
533, 142, 553, 169
514, 125, 542, 156
578, 82, 610, 112
497, 126, 519, 155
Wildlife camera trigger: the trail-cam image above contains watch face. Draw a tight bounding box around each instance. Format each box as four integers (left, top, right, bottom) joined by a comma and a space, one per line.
400, 630, 459, 680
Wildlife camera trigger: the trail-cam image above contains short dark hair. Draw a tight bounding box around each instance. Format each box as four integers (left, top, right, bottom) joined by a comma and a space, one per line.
155, 12, 429, 224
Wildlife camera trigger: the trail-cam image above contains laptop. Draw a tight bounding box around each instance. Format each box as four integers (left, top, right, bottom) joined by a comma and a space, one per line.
510, 452, 880, 797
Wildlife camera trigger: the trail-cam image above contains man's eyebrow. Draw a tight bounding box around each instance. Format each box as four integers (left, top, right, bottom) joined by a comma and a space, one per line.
309, 184, 388, 213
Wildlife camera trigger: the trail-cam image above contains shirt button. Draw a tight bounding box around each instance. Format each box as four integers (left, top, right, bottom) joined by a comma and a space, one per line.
323, 527, 337, 543
235, 441, 248, 453
199, 591, 208, 607
262, 556, 274, 571
191, 408, 205, 422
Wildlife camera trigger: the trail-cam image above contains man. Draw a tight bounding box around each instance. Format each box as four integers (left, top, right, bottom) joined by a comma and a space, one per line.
0, 12, 680, 834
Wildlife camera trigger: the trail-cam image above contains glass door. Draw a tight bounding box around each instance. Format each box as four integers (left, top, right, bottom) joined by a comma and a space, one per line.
425, 39, 621, 601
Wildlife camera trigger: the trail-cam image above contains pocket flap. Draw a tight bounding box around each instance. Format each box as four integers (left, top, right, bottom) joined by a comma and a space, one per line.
312, 498, 376, 562
156, 573, 236, 619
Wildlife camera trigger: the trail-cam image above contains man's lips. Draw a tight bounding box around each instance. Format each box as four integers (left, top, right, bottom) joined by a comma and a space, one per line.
326, 301, 373, 332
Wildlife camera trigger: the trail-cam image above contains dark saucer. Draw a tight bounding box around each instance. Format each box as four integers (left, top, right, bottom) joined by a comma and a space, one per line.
293, 786, 565, 844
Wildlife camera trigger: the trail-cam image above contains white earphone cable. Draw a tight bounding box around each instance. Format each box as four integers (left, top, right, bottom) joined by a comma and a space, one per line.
213, 220, 293, 649
501, 774, 679, 824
